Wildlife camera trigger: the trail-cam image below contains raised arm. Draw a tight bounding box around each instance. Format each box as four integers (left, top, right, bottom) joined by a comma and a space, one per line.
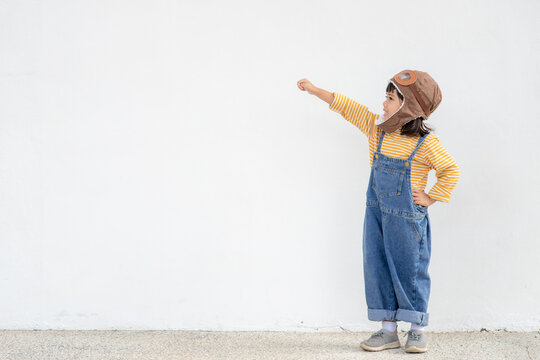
297, 78, 379, 138
297, 78, 334, 104
327, 92, 379, 138
311, 87, 335, 105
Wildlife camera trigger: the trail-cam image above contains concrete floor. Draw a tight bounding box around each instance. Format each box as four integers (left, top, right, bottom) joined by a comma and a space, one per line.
0, 329, 538, 360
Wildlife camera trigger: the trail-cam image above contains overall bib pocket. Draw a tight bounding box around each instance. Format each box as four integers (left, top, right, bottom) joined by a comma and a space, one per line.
371, 164, 405, 198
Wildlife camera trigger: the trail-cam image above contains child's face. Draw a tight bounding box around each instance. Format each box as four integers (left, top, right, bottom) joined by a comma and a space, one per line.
382, 89, 403, 119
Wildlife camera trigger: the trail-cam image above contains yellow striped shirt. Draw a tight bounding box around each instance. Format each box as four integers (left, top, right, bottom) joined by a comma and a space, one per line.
329, 92, 460, 203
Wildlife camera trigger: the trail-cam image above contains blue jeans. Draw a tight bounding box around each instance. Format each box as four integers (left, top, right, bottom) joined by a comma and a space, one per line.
362, 131, 431, 326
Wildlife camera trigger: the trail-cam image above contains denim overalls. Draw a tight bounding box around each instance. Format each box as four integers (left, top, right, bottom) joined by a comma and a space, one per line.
362, 130, 431, 326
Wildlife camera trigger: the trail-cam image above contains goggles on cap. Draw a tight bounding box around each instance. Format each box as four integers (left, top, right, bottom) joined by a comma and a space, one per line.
393, 70, 431, 118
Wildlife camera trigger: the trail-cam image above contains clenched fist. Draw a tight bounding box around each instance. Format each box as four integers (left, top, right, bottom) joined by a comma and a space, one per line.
297, 78, 334, 105
297, 78, 317, 95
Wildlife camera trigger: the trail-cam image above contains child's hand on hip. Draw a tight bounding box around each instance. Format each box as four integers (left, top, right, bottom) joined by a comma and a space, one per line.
412, 189, 437, 206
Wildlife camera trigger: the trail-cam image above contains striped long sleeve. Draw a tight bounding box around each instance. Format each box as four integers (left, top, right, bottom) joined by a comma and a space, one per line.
328, 92, 460, 203
424, 137, 461, 203
328, 92, 378, 138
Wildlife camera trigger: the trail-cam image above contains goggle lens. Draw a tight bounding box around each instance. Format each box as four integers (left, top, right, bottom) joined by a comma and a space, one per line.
400, 72, 411, 81
394, 70, 417, 85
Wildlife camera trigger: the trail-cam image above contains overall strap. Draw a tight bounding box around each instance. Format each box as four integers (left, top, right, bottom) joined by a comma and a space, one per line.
408, 133, 429, 161
376, 131, 386, 152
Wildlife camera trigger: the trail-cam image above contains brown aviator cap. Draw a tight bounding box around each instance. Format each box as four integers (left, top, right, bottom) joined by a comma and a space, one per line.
377, 70, 442, 134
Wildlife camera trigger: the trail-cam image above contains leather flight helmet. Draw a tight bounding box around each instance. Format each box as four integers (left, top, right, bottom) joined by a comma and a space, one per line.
377, 69, 442, 134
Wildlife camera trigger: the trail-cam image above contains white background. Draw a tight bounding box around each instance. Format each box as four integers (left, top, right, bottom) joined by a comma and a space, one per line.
1, 0, 539, 331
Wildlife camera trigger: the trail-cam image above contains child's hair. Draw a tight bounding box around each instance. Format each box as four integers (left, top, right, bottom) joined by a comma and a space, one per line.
386, 82, 434, 137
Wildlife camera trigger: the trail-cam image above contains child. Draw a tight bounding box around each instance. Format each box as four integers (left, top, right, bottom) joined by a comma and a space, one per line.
297, 70, 460, 353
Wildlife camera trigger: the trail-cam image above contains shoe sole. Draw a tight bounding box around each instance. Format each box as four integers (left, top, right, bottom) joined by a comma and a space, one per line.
405, 345, 427, 353
360, 340, 401, 352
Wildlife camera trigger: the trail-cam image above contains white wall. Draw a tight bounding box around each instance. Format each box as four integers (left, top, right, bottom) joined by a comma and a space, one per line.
1, 0, 539, 331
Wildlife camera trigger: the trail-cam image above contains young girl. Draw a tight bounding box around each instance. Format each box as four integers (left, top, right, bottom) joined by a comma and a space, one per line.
297, 70, 460, 354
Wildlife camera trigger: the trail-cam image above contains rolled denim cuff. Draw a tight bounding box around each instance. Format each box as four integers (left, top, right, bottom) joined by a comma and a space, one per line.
396, 309, 429, 326
367, 308, 397, 322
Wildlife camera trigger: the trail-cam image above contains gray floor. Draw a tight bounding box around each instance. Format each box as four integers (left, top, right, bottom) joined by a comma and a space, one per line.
0, 330, 538, 360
